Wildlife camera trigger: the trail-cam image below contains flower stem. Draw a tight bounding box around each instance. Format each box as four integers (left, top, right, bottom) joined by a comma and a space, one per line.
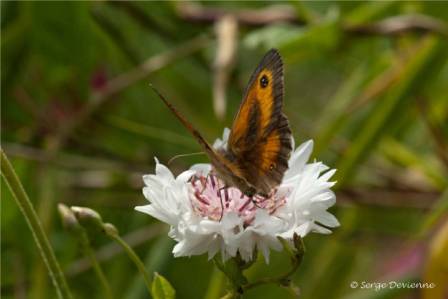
204, 266, 226, 299
103, 224, 152, 295
244, 236, 305, 291
80, 231, 114, 299
242, 255, 302, 290
59, 203, 114, 298
219, 291, 239, 299
214, 237, 305, 296
213, 255, 247, 294
0, 149, 73, 299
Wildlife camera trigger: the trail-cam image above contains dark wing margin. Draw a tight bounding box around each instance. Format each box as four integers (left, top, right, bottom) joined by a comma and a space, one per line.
247, 49, 284, 140
242, 49, 284, 112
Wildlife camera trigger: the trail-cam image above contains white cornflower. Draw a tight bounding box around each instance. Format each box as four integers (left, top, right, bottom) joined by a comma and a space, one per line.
135, 129, 339, 263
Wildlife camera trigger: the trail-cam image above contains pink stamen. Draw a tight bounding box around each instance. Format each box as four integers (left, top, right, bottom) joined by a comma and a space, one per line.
189, 174, 286, 224
194, 190, 209, 205
239, 198, 252, 212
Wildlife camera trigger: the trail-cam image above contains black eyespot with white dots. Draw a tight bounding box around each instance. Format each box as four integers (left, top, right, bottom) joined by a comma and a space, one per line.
260, 75, 269, 88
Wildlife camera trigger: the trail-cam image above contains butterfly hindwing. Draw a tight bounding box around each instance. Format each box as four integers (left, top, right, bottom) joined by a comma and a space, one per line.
226, 49, 292, 194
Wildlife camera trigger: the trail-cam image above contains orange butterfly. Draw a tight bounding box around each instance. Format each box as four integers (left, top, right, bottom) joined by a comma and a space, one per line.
151, 49, 292, 197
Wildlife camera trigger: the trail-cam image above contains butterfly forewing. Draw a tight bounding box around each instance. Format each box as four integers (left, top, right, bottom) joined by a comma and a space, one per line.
153, 49, 292, 197
225, 49, 292, 194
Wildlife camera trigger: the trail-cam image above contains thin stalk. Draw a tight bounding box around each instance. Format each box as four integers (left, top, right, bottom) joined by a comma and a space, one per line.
0, 149, 73, 299
104, 226, 152, 295
58, 203, 113, 299
242, 255, 302, 290
219, 291, 238, 299
244, 237, 304, 291
79, 231, 114, 299
216, 237, 305, 296
125, 236, 172, 299
31, 166, 57, 299
204, 267, 226, 299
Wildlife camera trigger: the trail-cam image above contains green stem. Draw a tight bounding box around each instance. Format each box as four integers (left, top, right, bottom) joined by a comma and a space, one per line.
215, 237, 305, 294
105, 226, 152, 295
0, 149, 73, 299
79, 231, 114, 299
219, 291, 238, 299
213, 256, 247, 296
243, 255, 302, 290
244, 238, 305, 291
204, 267, 226, 299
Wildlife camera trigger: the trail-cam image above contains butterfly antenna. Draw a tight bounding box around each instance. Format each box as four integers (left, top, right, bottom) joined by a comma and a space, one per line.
168, 152, 206, 165
149, 84, 196, 133
149, 84, 215, 154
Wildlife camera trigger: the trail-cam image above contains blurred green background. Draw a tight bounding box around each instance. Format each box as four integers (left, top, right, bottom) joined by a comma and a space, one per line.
2, 1, 448, 299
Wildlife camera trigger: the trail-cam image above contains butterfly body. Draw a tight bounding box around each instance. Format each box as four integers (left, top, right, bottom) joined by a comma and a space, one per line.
152, 49, 292, 197
209, 149, 258, 196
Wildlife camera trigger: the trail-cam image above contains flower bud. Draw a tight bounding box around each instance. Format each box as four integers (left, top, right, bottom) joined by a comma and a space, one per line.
71, 206, 103, 230
58, 203, 80, 231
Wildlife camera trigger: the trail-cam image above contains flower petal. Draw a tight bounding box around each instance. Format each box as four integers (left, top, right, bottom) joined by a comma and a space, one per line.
284, 140, 313, 181
190, 163, 212, 176
154, 157, 175, 181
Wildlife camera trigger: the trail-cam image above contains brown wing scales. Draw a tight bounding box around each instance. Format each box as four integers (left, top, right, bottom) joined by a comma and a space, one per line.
233, 114, 291, 194
153, 49, 292, 197
226, 49, 292, 194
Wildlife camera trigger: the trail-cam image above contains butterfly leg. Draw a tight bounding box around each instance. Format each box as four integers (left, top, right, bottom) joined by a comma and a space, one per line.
215, 178, 227, 221
217, 186, 228, 193
199, 175, 209, 194
217, 186, 231, 221
218, 190, 224, 221
251, 192, 270, 209
251, 197, 263, 209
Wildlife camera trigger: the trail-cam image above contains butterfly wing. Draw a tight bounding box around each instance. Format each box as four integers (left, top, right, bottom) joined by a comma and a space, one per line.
226, 49, 292, 194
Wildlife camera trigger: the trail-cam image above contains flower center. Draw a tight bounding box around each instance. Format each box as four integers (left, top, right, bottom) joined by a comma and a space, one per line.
189, 174, 286, 224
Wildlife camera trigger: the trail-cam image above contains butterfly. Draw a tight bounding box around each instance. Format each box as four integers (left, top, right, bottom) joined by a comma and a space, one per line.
151, 49, 292, 197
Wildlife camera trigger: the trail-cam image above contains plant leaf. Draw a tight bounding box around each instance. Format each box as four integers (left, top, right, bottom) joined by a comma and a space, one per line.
152, 272, 176, 299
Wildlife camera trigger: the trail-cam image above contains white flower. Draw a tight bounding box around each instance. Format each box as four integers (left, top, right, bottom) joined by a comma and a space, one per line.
135, 129, 339, 263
